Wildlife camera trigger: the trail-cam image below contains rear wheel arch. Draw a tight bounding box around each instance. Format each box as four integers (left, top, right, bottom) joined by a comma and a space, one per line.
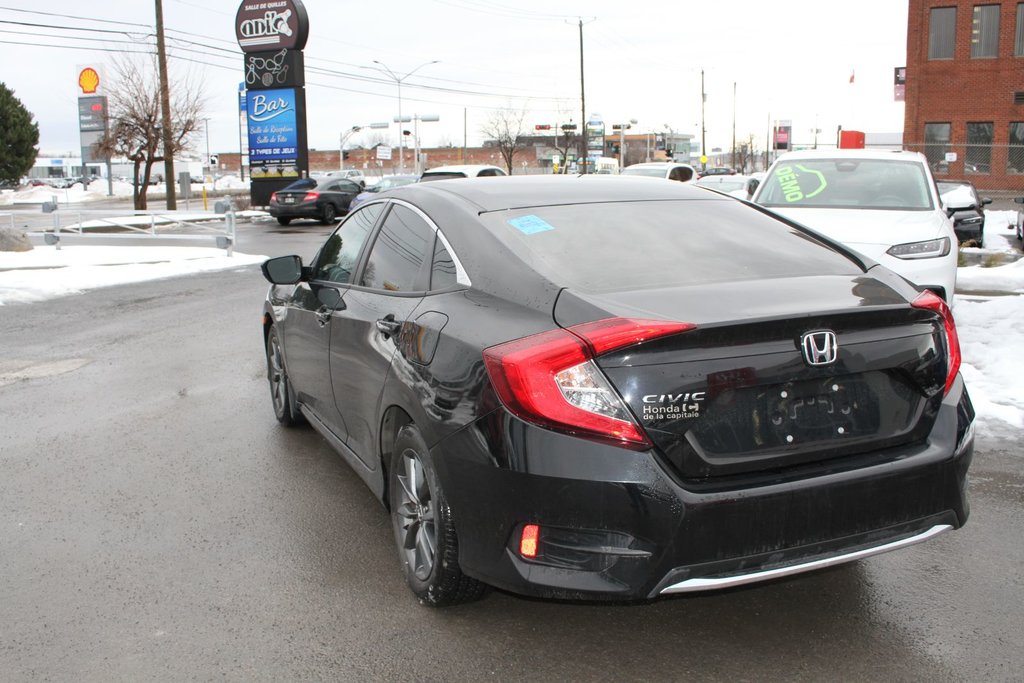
379, 405, 413, 509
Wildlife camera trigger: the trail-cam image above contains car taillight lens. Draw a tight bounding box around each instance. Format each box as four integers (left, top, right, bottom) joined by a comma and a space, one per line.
520, 524, 540, 558
270, 192, 278, 202
483, 318, 695, 450
303, 192, 320, 202
887, 237, 950, 260
912, 290, 961, 395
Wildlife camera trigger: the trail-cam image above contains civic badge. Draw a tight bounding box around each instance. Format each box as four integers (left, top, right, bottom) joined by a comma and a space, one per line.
800, 330, 838, 366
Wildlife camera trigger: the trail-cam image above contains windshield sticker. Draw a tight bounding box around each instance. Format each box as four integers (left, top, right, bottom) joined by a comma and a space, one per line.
775, 164, 828, 203
508, 215, 555, 235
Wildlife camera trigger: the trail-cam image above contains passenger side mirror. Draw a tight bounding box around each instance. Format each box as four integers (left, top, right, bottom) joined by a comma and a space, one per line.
261, 255, 305, 285
981, 197, 992, 206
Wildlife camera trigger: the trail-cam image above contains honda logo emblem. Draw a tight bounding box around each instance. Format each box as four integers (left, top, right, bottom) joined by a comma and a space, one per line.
800, 330, 838, 366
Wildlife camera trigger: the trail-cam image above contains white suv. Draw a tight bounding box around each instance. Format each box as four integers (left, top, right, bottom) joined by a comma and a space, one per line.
752, 150, 958, 301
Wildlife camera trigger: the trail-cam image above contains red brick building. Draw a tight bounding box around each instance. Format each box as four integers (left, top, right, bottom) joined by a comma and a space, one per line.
904, 0, 1024, 190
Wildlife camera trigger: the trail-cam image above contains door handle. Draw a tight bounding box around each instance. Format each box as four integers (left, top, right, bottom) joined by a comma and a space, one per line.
315, 306, 332, 326
375, 315, 402, 337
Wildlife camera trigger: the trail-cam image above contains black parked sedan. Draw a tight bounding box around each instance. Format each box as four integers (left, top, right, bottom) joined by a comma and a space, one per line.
260, 176, 974, 606
937, 180, 992, 247
269, 177, 361, 226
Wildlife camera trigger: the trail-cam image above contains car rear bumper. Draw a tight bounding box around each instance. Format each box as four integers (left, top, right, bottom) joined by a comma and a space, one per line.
432, 378, 974, 601
269, 203, 320, 218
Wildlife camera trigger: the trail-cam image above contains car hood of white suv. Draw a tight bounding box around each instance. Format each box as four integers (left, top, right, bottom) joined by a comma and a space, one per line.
764, 206, 948, 252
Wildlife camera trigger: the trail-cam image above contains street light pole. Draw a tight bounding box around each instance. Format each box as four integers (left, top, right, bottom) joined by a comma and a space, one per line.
339, 125, 361, 171
367, 60, 439, 173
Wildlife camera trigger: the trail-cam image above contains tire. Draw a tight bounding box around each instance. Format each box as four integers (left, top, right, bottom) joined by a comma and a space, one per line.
265, 326, 303, 426
389, 425, 487, 606
320, 203, 337, 225
277, 217, 292, 226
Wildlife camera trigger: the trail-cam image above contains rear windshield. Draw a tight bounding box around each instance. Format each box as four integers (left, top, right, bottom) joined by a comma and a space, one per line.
757, 159, 934, 210
479, 200, 861, 294
420, 172, 467, 182
621, 167, 667, 178
697, 178, 747, 192
282, 178, 316, 191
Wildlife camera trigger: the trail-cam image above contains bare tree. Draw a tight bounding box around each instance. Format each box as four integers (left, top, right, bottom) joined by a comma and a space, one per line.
480, 106, 528, 175
97, 56, 204, 209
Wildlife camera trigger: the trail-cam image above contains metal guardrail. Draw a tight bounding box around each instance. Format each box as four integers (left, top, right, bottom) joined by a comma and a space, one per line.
38, 203, 236, 256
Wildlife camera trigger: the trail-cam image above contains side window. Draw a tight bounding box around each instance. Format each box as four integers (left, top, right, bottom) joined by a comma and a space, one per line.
338, 180, 358, 193
360, 205, 434, 292
314, 203, 383, 283
477, 168, 499, 177
431, 235, 458, 290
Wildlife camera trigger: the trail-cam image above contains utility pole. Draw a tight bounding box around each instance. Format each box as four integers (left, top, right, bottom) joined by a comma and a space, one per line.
731, 81, 737, 172
579, 18, 587, 174
700, 69, 707, 173
155, 0, 176, 209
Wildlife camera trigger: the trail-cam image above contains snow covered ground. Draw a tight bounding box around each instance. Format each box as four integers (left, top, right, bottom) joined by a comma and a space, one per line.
0, 209, 1021, 433
0, 245, 265, 305
0, 175, 250, 207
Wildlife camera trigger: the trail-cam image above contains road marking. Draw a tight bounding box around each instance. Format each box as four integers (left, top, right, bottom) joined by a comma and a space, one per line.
0, 358, 92, 387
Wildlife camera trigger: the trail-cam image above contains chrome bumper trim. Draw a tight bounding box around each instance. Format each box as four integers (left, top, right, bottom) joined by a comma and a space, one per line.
660, 524, 953, 594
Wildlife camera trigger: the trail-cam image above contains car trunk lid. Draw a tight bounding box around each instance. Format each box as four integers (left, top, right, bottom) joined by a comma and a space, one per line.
554, 275, 948, 479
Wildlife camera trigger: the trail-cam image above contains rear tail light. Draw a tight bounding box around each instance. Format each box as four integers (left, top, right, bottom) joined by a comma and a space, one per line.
483, 318, 695, 450
302, 191, 320, 202
520, 524, 540, 558
912, 290, 961, 395
270, 192, 278, 202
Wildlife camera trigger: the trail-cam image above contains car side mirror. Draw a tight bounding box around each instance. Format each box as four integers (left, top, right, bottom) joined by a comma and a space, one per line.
981, 197, 992, 206
1014, 197, 1024, 205
261, 255, 305, 285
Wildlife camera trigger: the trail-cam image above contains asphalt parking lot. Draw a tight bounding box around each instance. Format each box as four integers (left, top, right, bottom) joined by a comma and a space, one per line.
1, 218, 1022, 681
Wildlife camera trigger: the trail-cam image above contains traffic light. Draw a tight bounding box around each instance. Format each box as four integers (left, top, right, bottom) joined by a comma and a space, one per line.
208, 154, 219, 168
561, 124, 577, 131
342, 150, 350, 161
535, 124, 551, 131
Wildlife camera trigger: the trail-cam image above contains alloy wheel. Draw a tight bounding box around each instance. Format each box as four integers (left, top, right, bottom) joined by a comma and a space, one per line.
395, 448, 437, 581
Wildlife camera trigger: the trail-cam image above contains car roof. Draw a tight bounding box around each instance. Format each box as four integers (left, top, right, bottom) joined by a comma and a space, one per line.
421, 164, 505, 175
774, 149, 929, 164
624, 162, 693, 169
387, 174, 719, 212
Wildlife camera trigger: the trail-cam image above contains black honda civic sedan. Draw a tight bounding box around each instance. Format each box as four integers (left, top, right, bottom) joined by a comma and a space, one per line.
260, 175, 974, 606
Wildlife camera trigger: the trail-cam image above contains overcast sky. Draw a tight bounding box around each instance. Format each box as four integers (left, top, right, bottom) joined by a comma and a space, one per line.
0, 0, 910, 159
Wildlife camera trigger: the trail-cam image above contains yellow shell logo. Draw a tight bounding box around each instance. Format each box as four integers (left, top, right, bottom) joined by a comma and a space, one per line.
78, 68, 100, 94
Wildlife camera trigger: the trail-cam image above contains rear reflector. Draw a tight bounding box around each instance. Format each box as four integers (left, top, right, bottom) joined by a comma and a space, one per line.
483, 318, 695, 449
911, 290, 961, 395
520, 524, 540, 558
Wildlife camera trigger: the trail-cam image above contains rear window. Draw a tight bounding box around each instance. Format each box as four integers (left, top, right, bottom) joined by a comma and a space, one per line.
282, 178, 316, 191
420, 172, 467, 182
621, 167, 667, 178
757, 158, 934, 210
479, 200, 861, 294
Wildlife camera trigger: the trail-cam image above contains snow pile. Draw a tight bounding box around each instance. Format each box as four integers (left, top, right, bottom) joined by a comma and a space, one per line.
955, 295, 1024, 431
0, 245, 266, 305
958, 258, 1024, 294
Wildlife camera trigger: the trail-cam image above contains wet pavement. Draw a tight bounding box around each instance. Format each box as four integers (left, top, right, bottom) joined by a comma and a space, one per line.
0, 221, 1022, 681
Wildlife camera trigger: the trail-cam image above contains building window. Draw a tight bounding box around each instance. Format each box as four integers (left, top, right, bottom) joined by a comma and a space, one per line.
929, 7, 957, 59
1016, 3, 1024, 56
965, 123, 993, 174
1009, 123, 1024, 174
924, 123, 951, 172
971, 5, 1000, 58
